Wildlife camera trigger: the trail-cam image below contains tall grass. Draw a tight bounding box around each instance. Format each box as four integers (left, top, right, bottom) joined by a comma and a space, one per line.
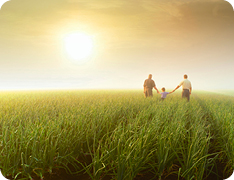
198, 93, 234, 178
0, 90, 233, 180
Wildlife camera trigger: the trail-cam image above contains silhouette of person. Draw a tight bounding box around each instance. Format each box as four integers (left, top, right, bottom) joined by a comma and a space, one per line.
143, 74, 159, 97
172, 74, 192, 101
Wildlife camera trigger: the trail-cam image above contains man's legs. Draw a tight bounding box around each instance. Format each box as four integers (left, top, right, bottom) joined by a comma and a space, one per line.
144, 91, 148, 97
182, 89, 190, 102
145, 88, 153, 97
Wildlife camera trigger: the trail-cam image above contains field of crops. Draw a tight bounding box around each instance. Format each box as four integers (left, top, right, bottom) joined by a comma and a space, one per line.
0, 90, 233, 180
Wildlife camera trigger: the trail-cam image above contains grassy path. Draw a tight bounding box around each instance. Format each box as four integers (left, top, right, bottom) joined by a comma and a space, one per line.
0, 90, 233, 180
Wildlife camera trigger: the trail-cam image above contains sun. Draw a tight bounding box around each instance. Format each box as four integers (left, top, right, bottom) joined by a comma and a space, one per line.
64, 33, 94, 63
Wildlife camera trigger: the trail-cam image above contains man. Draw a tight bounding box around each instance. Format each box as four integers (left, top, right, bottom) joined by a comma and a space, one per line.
143, 74, 159, 97
172, 74, 192, 101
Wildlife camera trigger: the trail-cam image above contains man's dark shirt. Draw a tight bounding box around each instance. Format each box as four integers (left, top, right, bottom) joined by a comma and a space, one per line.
143, 79, 156, 89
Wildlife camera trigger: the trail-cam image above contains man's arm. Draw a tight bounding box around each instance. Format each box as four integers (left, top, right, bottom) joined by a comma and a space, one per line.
172, 85, 180, 92
173, 80, 184, 92
172, 80, 183, 92
154, 86, 160, 93
190, 87, 192, 94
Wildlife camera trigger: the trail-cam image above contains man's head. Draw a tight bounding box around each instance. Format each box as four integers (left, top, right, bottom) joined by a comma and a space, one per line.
148, 74, 152, 79
162, 87, 165, 92
184, 74, 188, 79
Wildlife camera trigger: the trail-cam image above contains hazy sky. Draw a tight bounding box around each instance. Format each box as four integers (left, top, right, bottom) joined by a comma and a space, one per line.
0, 0, 234, 90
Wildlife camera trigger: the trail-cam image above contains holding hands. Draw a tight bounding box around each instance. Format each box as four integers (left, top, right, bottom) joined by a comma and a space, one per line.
143, 74, 192, 101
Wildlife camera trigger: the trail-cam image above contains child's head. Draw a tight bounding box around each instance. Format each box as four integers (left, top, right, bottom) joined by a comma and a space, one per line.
161, 87, 166, 92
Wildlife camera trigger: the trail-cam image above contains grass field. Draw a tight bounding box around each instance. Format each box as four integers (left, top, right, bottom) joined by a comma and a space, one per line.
0, 90, 233, 180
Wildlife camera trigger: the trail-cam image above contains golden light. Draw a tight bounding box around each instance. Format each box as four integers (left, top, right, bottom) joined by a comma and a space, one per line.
64, 33, 94, 63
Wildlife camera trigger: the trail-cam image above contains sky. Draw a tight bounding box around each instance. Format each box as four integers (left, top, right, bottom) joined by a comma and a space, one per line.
0, 0, 234, 90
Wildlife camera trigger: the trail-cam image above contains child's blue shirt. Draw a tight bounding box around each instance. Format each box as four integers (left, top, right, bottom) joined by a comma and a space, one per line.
160, 92, 169, 98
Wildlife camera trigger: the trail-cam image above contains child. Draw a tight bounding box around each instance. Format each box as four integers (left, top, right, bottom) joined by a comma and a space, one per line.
158, 87, 173, 101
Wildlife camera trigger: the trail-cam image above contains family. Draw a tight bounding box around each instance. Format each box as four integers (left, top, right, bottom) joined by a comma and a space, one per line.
143, 74, 192, 101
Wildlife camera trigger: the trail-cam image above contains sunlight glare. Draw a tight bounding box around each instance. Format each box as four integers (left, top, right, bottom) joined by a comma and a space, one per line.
64, 33, 94, 63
